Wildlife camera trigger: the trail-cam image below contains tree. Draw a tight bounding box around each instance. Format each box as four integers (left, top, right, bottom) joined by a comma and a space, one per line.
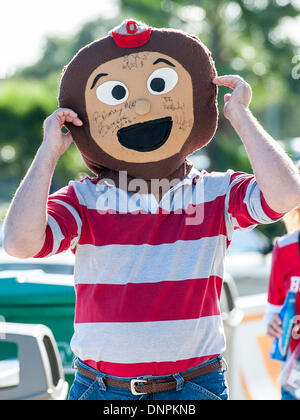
0, 77, 89, 197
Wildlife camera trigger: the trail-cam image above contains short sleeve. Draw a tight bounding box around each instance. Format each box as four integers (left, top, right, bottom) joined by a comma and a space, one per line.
224, 171, 284, 236
34, 183, 83, 258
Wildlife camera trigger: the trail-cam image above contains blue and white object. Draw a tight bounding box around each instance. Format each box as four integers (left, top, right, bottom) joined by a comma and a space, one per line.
270, 282, 297, 362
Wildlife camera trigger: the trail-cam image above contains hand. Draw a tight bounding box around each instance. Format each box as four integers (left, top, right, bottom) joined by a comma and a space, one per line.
267, 314, 283, 340
42, 108, 83, 160
213, 75, 252, 121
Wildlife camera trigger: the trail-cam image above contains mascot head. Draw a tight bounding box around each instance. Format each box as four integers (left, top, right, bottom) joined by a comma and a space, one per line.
59, 20, 218, 180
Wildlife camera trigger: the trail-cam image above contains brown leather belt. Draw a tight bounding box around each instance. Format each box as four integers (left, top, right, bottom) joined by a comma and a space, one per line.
77, 360, 223, 395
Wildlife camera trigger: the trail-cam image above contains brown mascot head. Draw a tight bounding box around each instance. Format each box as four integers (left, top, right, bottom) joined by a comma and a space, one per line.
59, 20, 218, 180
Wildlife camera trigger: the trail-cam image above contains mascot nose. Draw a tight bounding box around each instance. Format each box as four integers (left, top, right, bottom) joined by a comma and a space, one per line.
134, 98, 151, 116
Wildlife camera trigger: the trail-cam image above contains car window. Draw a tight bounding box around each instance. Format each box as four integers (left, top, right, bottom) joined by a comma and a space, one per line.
0, 263, 74, 275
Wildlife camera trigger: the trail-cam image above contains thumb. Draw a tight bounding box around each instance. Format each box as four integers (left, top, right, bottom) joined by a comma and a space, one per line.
224, 93, 231, 103
63, 130, 75, 145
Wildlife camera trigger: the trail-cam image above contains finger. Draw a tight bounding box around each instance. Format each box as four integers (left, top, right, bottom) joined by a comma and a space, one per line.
64, 115, 76, 123
213, 75, 244, 83
213, 75, 244, 89
224, 93, 231, 103
56, 108, 78, 118
56, 109, 79, 125
273, 315, 282, 326
272, 322, 284, 335
273, 325, 284, 336
268, 326, 281, 339
57, 112, 82, 126
73, 117, 83, 126
269, 318, 283, 332
271, 316, 283, 333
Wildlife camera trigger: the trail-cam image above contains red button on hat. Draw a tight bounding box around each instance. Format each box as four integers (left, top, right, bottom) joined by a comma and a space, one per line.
126, 20, 138, 34
110, 20, 151, 49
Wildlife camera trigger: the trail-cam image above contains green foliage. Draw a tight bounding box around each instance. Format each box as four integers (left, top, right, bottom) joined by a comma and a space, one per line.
0, 77, 89, 199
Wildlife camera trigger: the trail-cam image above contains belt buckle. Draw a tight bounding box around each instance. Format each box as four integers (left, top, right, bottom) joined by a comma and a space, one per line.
130, 379, 148, 396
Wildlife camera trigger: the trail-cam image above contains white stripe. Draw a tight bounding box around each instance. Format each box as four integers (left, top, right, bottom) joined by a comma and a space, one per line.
47, 215, 65, 256
71, 316, 225, 364
74, 235, 227, 285
50, 199, 82, 246
277, 230, 299, 248
203, 170, 231, 204
70, 171, 232, 213
244, 179, 277, 225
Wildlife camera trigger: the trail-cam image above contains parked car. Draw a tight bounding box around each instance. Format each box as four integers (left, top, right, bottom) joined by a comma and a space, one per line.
0, 322, 68, 400
0, 248, 76, 387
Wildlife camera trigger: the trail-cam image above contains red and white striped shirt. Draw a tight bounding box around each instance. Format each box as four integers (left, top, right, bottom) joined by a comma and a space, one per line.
267, 230, 300, 353
35, 168, 283, 377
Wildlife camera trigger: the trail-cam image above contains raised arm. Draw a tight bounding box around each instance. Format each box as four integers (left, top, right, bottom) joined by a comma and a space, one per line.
213, 75, 300, 214
2, 108, 82, 258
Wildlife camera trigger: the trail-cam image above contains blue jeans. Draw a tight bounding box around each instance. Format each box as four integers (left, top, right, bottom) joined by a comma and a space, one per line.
281, 387, 298, 400
68, 356, 229, 400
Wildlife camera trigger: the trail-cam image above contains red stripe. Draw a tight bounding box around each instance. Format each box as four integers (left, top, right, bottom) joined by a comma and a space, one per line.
33, 225, 54, 258
83, 354, 219, 377
47, 204, 78, 237
75, 276, 222, 323
260, 192, 285, 220
228, 174, 258, 228
47, 204, 79, 254
49, 184, 82, 210
229, 171, 248, 182
78, 195, 226, 247
34, 184, 84, 257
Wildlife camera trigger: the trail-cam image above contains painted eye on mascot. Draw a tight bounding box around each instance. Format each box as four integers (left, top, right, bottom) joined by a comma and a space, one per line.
147, 67, 178, 95
96, 80, 129, 105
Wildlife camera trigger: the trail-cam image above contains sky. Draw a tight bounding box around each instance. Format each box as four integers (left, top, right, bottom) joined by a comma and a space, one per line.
0, 0, 119, 78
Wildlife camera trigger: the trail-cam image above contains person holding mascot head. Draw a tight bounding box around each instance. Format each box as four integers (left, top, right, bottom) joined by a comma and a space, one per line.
3, 19, 300, 400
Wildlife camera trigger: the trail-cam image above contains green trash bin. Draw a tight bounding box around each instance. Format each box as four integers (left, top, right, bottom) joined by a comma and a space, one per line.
0, 272, 76, 388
